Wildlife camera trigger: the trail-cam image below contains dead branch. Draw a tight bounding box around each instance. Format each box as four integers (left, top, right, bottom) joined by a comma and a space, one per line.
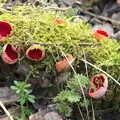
0, 101, 14, 120
80, 10, 120, 26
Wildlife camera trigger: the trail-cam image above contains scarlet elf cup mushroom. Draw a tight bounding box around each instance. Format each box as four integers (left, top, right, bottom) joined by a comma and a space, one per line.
53, 19, 67, 24
2, 44, 20, 64
56, 54, 75, 73
26, 45, 45, 61
94, 29, 109, 40
0, 21, 13, 41
89, 74, 108, 99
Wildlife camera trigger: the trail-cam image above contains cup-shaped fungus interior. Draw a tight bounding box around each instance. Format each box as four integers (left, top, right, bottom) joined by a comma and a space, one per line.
4, 44, 18, 60
92, 74, 105, 89
2, 44, 19, 64
89, 74, 108, 98
0, 21, 13, 39
94, 29, 109, 40
26, 45, 45, 61
96, 30, 109, 37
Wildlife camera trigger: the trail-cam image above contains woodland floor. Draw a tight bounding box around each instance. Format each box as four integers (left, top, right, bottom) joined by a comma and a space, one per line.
0, 0, 120, 120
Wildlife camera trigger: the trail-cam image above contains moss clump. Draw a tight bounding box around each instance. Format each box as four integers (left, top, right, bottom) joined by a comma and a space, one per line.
0, 6, 119, 80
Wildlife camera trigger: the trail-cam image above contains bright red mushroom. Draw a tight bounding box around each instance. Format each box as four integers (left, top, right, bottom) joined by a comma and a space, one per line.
2, 44, 20, 64
0, 21, 13, 41
56, 54, 75, 73
26, 45, 45, 61
94, 29, 109, 40
89, 74, 108, 99
53, 19, 67, 24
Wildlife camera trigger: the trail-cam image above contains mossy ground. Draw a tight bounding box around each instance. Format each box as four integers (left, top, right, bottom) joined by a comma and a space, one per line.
0, 5, 120, 120
0, 6, 119, 77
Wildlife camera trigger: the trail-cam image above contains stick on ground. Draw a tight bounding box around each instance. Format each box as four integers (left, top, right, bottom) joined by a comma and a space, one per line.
0, 101, 14, 120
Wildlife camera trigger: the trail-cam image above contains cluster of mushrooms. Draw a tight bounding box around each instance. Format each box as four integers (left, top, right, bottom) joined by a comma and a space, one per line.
0, 21, 46, 64
0, 20, 108, 99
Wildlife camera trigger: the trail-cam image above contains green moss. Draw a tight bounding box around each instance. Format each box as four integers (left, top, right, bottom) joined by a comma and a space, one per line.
0, 6, 119, 79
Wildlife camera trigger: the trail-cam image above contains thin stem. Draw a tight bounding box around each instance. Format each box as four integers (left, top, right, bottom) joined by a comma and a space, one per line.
25, 71, 32, 83
76, 103, 85, 120
91, 99, 96, 120
82, 49, 89, 77
0, 101, 14, 120
21, 105, 26, 120
81, 59, 120, 86
59, 48, 90, 120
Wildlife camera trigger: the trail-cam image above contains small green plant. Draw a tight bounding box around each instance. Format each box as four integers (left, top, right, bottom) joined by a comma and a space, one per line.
11, 78, 35, 120
54, 74, 89, 117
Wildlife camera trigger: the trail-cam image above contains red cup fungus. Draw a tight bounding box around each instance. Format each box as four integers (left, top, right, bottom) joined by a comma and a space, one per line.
94, 29, 109, 40
2, 44, 20, 64
56, 54, 75, 73
89, 74, 108, 99
53, 19, 67, 24
0, 21, 13, 41
26, 45, 45, 61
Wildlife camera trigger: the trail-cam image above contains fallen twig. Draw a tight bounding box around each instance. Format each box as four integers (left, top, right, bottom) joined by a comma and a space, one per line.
26, 41, 100, 47
59, 48, 90, 120
79, 9, 120, 26
0, 101, 14, 120
81, 59, 120, 86
44, 6, 120, 26
44, 7, 71, 11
